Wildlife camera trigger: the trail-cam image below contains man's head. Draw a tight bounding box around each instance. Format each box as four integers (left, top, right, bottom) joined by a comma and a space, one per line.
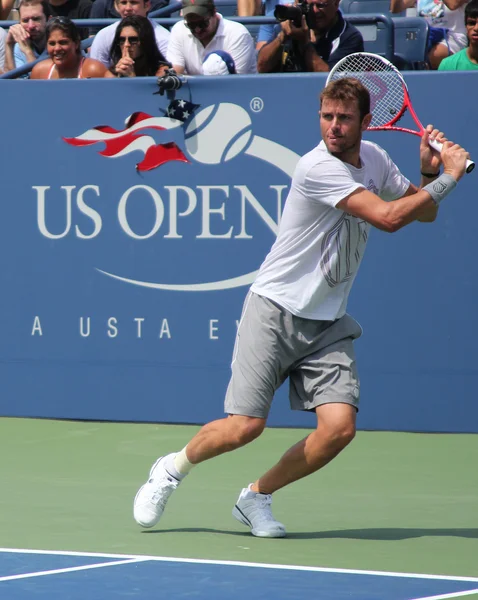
114, 0, 151, 19
319, 78, 372, 157
18, 0, 49, 42
182, 0, 217, 43
465, 0, 478, 47
304, 0, 340, 34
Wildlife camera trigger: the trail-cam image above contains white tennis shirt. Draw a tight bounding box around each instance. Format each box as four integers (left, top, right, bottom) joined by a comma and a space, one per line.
167, 14, 257, 75
251, 140, 410, 320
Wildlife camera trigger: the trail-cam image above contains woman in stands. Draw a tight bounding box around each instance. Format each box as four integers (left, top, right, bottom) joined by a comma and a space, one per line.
106, 15, 171, 78
31, 17, 110, 79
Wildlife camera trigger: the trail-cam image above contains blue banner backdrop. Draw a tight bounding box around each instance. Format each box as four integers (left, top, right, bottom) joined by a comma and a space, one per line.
0, 72, 477, 432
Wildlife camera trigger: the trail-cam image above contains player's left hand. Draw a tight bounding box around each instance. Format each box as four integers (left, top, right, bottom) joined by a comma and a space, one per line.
420, 124, 446, 175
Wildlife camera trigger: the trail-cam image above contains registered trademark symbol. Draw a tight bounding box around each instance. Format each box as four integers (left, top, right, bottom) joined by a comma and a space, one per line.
250, 97, 264, 113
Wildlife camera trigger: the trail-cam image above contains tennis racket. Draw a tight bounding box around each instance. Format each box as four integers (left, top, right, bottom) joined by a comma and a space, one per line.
326, 52, 475, 174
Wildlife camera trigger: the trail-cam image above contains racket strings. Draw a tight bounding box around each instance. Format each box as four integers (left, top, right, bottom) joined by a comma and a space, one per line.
328, 54, 405, 128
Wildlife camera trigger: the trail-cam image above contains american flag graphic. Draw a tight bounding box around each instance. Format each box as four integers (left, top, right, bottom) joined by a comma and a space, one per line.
63, 100, 200, 172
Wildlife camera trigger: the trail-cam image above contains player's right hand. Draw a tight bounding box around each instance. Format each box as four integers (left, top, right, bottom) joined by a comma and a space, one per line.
441, 141, 470, 182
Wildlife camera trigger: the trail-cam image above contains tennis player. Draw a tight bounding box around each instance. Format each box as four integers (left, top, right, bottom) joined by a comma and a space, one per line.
134, 77, 469, 538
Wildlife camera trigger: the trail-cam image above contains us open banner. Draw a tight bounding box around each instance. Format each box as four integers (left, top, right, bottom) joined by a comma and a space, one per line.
0, 73, 477, 432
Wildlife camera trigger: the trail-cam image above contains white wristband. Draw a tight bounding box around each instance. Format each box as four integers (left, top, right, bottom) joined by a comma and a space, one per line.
422, 173, 457, 206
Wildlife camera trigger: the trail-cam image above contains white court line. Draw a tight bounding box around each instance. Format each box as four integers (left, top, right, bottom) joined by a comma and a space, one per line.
0, 548, 477, 583
0, 557, 149, 583
411, 588, 478, 600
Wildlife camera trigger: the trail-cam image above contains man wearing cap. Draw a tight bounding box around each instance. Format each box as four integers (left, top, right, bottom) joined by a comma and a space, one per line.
166, 0, 257, 74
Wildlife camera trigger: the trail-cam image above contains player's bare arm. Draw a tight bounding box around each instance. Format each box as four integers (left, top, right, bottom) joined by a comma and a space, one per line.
338, 140, 469, 232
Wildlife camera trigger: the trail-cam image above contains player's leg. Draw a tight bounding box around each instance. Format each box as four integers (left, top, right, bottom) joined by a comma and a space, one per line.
183, 414, 265, 463
233, 317, 361, 536
134, 292, 285, 529
251, 402, 356, 495
133, 414, 265, 529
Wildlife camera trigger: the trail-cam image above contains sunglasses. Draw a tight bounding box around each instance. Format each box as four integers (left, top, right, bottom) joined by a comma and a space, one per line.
119, 35, 140, 45
185, 17, 211, 31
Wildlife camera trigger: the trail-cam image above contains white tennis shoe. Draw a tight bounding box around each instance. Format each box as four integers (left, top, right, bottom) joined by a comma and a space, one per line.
133, 454, 180, 528
232, 485, 286, 538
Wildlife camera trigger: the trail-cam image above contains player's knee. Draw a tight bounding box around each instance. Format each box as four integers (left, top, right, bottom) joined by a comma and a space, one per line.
231, 417, 265, 447
322, 421, 356, 450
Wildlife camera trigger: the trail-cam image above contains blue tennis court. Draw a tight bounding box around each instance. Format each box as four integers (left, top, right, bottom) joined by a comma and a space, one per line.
1, 549, 478, 600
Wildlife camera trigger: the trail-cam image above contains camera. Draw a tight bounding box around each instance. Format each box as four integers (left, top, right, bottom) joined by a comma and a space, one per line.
156, 68, 183, 96
274, 1, 310, 28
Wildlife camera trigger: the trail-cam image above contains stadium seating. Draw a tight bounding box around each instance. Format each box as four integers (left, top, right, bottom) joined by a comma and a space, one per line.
345, 13, 395, 62
392, 16, 429, 69
340, 0, 404, 16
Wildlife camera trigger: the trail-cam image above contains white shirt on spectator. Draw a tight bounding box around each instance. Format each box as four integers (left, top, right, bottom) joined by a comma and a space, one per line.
167, 14, 257, 75
90, 19, 170, 67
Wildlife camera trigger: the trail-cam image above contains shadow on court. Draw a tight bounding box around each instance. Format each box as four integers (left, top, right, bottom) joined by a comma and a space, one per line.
142, 527, 478, 540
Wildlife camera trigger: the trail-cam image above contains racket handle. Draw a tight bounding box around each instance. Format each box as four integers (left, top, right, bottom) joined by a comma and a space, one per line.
428, 138, 475, 174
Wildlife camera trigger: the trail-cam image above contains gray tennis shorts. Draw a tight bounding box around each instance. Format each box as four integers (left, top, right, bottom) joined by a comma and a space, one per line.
224, 292, 362, 419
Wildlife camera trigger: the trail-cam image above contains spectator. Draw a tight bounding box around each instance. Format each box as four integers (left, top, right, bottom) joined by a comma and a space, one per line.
0, 0, 15, 19
31, 16, 111, 77
4, 0, 49, 73
105, 15, 171, 76
439, 0, 478, 69
47, 0, 93, 40
89, 0, 169, 37
167, 0, 257, 74
90, 0, 170, 68
0, 26, 5, 73
257, 0, 364, 73
390, 0, 470, 69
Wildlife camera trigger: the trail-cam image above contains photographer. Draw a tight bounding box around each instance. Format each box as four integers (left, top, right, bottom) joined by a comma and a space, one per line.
257, 0, 364, 73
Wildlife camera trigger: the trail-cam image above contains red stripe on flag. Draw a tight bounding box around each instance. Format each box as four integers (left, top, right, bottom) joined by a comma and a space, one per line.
137, 142, 190, 172
62, 137, 99, 147
98, 132, 142, 157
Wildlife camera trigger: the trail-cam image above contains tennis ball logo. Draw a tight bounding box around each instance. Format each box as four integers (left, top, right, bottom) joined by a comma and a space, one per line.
184, 103, 253, 165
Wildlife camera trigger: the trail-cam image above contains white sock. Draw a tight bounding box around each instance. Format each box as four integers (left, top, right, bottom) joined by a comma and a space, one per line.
172, 447, 194, 478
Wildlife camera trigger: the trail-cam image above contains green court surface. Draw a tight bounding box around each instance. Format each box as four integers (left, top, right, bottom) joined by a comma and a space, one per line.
1, 417, 477, 581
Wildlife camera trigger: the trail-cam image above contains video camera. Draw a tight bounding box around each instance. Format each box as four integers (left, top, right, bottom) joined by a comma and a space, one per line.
156, 68, 183, 96
273, 1, 312, 28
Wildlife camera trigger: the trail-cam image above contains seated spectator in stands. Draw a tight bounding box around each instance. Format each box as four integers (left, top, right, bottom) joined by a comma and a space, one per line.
105, 15, 171, 76
47, 0, 92, 40
1, 0, 15, 19
90, 0, 170, 68
89, 0, 169, 36
257, 0, 364, 72
0, 27, 5, 73
439, 0, 478, 69
167, 0, 257, 74
391, 0, 470, 69
4, 0, 49, 73
30, 17, 111, 77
